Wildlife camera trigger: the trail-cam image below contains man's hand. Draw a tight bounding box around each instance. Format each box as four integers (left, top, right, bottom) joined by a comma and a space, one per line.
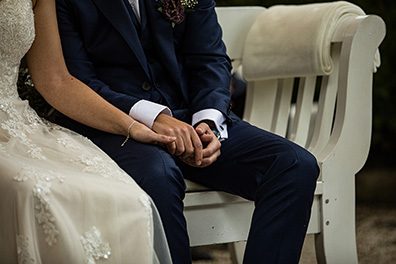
193, 122, 221, 167
178, 121, 221, 168
152, 113, 203, 166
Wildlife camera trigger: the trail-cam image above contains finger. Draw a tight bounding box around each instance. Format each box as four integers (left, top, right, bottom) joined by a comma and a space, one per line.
179, 155, 202, 168
130, 123, 176, 145
167, 141, 177, 155
202, 135, 221, 159
142, 128, 177, 144
154, 134, 176, 144
180, 130, 195, 160
179, 134, 221, 168
190, 132, 203, 166
174, 135, 185, 157
195, 122, 210, 136
199, 133, 213, 143
200, 149, 221, 167
194, 123, 213, 165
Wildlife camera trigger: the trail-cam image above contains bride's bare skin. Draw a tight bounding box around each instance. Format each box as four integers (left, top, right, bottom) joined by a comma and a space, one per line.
26, 0, 176, 146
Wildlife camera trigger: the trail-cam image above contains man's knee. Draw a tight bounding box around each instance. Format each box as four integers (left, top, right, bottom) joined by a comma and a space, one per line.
264, 141, 319, 194
294, 146, 319, 185
284, 144, 319, 200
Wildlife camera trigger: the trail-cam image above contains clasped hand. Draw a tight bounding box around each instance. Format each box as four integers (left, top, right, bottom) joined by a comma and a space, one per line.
152, 113, 221, 168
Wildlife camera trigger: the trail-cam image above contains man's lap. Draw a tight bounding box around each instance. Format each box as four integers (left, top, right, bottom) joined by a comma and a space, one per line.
179, 115, 318, 200
88, 113, 317, 202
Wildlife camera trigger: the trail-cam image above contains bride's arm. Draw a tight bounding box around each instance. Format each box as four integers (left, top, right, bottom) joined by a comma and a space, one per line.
26, 0, 175, 145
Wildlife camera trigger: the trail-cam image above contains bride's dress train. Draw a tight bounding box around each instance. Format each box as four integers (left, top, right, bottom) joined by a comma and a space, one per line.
0, 0, 171, 263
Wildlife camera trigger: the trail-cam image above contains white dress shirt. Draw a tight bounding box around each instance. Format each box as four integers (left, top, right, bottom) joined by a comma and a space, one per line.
127, 0, 228, 140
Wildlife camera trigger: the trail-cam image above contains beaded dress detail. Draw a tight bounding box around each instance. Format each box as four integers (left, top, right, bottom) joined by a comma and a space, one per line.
0, 0, 169, 263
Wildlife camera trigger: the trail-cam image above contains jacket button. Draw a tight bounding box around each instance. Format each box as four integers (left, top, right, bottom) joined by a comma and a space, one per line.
142, 81, 151, 91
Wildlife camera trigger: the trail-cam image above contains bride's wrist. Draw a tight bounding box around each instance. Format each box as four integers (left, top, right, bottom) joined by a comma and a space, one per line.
121, 120, 136, 147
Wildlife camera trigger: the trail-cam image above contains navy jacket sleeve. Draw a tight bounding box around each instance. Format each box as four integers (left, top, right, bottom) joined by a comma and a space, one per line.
179, 0, 232, 119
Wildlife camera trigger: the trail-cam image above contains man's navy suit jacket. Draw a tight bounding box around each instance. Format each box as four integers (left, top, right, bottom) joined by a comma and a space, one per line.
56, 0, 233, 138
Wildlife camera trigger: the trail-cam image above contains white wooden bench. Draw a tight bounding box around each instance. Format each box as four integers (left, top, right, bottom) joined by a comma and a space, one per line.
184, 3, 385, 264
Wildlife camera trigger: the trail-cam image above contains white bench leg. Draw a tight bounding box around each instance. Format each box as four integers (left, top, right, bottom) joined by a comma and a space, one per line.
228, 241, 246, 264
314, 176, 358, 264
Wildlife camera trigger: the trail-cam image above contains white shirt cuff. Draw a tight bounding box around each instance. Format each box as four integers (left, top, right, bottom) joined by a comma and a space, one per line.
192, 109, 228, 140
129, 100, 172, 128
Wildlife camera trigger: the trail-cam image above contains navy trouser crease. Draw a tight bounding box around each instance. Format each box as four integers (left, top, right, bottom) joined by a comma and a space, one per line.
91, 115, 319, 264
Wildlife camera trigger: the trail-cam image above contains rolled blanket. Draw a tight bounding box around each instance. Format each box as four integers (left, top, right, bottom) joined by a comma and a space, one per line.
242, 1, 367, 80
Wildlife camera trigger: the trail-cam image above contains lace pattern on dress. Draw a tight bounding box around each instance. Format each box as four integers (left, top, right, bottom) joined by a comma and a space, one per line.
72, 154, 134, 185
14, 166, 65, 246
0, 101, 47, 160
57, 136, 82, 150
16, 235, 35, 264
80, 227, 111, 264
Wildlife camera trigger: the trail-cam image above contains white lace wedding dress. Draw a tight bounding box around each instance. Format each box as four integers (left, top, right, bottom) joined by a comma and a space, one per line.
0, 0, 171, 263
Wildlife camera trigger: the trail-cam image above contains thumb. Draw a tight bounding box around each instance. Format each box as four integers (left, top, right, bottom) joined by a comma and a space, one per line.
195, 123, 207, 136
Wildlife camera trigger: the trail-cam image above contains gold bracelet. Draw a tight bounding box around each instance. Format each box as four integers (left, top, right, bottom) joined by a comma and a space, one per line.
121, 121, 136, 147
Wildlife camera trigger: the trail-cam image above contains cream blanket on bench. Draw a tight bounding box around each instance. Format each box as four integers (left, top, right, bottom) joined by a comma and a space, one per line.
242, 1, 370, 80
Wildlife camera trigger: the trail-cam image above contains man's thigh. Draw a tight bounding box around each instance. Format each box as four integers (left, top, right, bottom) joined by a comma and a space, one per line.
180, 116, 314, 201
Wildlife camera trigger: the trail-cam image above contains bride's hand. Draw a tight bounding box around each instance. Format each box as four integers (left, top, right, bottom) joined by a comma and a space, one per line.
129, 121, 176, 145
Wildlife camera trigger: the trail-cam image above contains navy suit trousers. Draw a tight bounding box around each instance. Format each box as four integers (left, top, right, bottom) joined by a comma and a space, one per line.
85, 113, 319, 264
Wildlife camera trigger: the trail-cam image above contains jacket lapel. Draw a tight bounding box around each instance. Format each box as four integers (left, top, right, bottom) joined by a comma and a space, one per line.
92, 0, 150, 78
